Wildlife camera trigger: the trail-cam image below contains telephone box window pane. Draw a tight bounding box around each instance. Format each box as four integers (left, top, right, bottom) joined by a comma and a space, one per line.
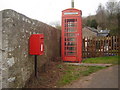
67, 19, 75, 22
64, 33, 76, 37
64, 24, 67, 27
64, 33, 67, 36
68, 22, 75, 27
64, 19, 65, 22
67, 47, 76, 50
68, 42, 76, 46
64, 28, 67, 32
64, 47, 76, 51
67, 38, 76, 41
67, 52, 76, 56
65, 38, 76, 41
68, 28, 75, 32
65, 42, 76, 46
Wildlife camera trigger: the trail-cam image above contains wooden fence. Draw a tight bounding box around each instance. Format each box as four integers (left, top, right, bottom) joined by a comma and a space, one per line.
82, 36, 119, 58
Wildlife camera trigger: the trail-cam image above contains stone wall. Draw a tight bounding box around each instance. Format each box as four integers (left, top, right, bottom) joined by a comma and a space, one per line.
0, 9, 60, 88
0, 11, 2, 89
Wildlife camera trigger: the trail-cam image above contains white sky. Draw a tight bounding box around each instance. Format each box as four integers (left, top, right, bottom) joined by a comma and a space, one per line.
0, 0, 119, 25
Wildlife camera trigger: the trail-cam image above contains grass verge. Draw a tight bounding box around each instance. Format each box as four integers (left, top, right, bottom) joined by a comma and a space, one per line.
82, 56, 119, 64
57, 56, 119, 87
57, 65, 106, 87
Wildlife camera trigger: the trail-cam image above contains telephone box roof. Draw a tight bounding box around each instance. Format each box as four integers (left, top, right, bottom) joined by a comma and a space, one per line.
62, 8, 82, 15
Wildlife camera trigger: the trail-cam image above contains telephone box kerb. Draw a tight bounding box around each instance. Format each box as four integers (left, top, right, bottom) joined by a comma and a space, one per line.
29, 34, 44, 55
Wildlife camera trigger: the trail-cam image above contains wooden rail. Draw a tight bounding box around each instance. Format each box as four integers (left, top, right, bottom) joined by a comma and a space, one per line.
82, 36, 119, 58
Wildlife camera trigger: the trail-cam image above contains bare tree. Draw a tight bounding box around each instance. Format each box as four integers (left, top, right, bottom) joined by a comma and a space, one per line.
96, 3, 107, 29
117, 1, 120, 35
106, 0, 118, 16
105, 0, 119, 35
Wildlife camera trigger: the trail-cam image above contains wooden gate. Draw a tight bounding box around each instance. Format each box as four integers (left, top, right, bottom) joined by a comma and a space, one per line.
82, 36, 119, 58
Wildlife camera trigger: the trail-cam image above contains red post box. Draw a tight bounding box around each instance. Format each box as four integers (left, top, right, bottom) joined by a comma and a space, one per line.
29, 34, 44, 55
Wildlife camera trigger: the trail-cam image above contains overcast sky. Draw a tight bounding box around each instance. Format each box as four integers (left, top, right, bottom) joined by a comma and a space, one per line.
0, 0, 119, 25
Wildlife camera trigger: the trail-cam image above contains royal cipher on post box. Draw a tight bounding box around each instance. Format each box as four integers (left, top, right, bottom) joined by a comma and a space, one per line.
29, 34, 44, 55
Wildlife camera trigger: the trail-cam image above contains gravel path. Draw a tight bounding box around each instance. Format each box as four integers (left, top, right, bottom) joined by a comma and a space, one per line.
63, 65, 119, 88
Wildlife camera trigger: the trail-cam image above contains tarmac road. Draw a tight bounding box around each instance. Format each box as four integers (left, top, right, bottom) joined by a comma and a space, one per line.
63, 65, 119, 88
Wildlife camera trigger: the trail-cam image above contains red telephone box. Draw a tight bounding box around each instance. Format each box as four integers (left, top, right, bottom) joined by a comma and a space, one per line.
61, 8, 82, 62
29, 34, 44, 55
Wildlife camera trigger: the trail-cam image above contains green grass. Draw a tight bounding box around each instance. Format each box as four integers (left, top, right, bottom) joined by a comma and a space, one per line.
57, 56, 119, 87
57, 65, 105, 87
82, 56, 119, 65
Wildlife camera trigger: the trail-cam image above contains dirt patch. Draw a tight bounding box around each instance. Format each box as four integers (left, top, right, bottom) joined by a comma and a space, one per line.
24, 61, 66, 88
